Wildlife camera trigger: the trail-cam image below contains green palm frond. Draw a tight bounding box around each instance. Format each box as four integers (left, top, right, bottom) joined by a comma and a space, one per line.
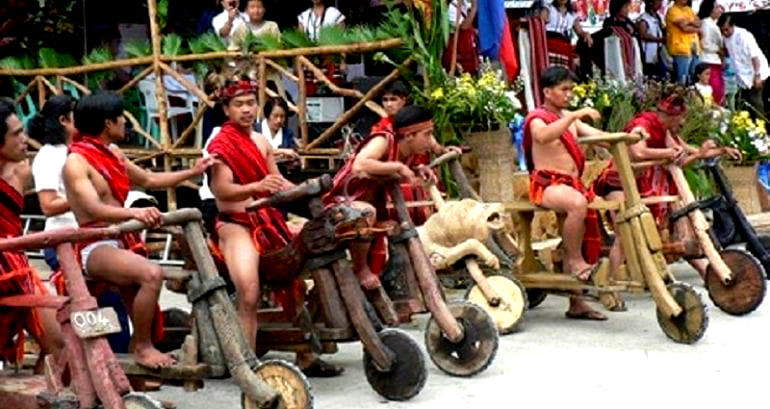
281, 28, 315, 49
188, 32, 227, 54
124, 39, 152, 58
317, 25, 348, 46
256, 32, 284, 52
82, 47, 115, 88
38, 48, 77, 68
162, 33, 186, 56
0, 55, 36, 71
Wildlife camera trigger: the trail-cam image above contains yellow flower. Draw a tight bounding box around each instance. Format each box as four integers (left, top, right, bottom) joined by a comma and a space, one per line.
431, 88, 444, 100
739, 111, 750, 119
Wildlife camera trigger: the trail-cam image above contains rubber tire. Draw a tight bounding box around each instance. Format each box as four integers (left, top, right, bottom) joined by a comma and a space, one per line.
526, 289, 548, 309
363, 328, 427, 401
242, 359, 313, 409
424, 302, 499, 377
464, 271, 527, 334
656, 282, 709, 344
706, 248, 766, 316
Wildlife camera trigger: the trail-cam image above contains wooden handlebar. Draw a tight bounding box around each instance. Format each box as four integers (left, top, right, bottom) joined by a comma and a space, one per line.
246, 174, 332, 211
428, 151, 461, 169
578, 132, 642, 145
0, 208, 202, 252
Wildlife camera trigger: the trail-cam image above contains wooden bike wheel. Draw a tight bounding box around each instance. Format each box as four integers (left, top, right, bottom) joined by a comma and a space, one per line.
706, 248, 766, 316
525, 289, 548, 309
363, 328, 427, 401
242, 360, 312, 409
656, 283, 709, 344
123, 393, 163, 409
464, 272, 527, 334
425, 302, 499, 377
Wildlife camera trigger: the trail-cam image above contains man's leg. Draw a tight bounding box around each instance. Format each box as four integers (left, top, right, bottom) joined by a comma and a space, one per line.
85, 246, 175, 368
218, 223, 261, 351
30, 288, 64, 373
600, 190, 626, 312
349, 201, 380, 290
540, 184, 593, 278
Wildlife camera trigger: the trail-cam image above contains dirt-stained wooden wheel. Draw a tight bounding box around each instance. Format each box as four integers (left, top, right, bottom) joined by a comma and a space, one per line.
706, 248, 766, 316
525, 289, 547, 309
242, 360, 312, 409
425, 302, 499, 377
656, 283, 709, 344
123, 393, 163, 409
363, 328, 426, 401
464, 271, 527, 334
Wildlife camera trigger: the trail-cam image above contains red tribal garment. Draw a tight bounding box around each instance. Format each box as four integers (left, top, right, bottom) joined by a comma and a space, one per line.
523, 107, 601, 263
624, 112, 677, 227
207, 121, 293, 253
443, 28, 480, 75
610, 26, 638, 80
0, 178, 46, 364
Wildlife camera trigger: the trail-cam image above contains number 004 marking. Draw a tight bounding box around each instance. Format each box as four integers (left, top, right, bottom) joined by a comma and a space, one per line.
70, 308, 122, 339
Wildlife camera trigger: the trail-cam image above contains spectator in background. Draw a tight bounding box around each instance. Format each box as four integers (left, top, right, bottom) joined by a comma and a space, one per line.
543, 0, 593, 69
697, 0, 725, 105
212, 0, 248, 44
443, 0, 480, 75
719, 14, 770, 116
28, 95, 78, 271
666, 0, 701, 84
234, 0, 280, 40
254, 97, 298, 162
637, 0, 666, 79
693, 62, 715, 105
298, 0, 345, 42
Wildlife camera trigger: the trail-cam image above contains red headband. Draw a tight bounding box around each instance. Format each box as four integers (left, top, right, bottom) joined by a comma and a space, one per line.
658, 96, 687, 116
218, 80, 258, 101
395, 119, 434, 136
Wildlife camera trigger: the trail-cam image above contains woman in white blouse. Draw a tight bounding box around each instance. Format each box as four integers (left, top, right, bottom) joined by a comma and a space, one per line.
297, 0, 345, 42
544, 0, 593, 69
697, 0, 725, 105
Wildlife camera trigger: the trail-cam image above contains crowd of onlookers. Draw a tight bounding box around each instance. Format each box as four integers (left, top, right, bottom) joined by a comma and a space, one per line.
544, 0, 769, 116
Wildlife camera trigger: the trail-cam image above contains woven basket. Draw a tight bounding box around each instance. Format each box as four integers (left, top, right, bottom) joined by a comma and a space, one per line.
723, 164, 762, 214
466, 128, 516, 202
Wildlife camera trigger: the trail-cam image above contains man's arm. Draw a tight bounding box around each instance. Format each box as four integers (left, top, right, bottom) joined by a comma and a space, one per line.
628, 134, 680, 161
122, 148, 212, 189
63, 154, 134, 222
210, 161, 286, 202
37, 191, 69, 217
352, 136, 411, 179
530, 108, 600, 144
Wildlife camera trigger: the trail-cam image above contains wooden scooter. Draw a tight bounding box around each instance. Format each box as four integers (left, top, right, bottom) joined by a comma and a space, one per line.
224, 175, 428, 403
0, 210, 304, 409
507, 133, 710, 344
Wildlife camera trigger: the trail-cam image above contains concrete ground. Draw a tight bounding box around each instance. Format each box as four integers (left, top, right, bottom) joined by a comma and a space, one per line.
29, 259, 769, 409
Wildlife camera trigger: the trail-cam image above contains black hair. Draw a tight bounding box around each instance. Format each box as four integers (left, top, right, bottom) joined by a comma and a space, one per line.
393, 105, 433, 133
27, 95, 76, 145
693, 62, 710, 83
540, 66, 577, 89
263, 97, 289, 118
609, 0, 632, 18
697, 0, 717, 19
643, 0, 660, 9
0, 97, 16, 147
553, 0, 575, 14
382, 80, 410, 99
717, 13, 734, 28
74, 92, 124, 136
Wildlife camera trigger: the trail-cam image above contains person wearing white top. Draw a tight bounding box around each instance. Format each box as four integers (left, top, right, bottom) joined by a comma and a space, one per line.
697, 0, 725, 105
297, 0, 345, 42
212, 0, 249, 45
28, 95, 78, 271
719, 14, 770, 116
637, 0, 665, 78
543, 0, 592, 69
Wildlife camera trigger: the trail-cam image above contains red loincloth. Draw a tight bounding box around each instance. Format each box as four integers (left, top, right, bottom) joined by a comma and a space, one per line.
0, 178, 46, 364
207, 122, 299, 310
66, 135, 163, 342
523, 107, 601, 263
624, 112, 678, 227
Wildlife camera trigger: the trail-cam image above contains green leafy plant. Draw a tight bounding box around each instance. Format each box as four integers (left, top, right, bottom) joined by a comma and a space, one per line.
719, 110, 770, 165
38, 48, 77, 69
188, 32, 228, 54
82, 47, 115, 88
124, 39, 152, 58
162, 33, 186, 56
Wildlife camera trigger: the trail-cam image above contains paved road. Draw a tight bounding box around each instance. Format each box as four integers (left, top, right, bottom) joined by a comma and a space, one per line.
136, 262, 769, 409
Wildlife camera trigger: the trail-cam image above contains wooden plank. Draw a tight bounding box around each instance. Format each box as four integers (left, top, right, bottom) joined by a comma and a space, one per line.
116, 354, 209, 380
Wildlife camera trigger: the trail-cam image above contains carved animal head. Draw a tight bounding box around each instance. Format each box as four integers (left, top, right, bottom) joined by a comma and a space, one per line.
424, 199, 509, 246
300, 202, 376, 254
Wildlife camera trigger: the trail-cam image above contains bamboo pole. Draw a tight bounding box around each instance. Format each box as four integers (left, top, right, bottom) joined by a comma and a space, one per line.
0, 56, 156, 76
55, 76, 63, 95
171, 102, 208, 150
148, 0, 176, 211
258, 56, 267, 121
124, 110, 163, 150
131, 150, 166, 164
256, 38, 403, 59
59, 76, 91, 96
158, 62, 214, 108
39, 76, 60, 96
298, 56, 387, 117
296, 56, 309, 147
264, 59, 299, 82
36, 76, 46, 107
305, 58, 409, 150
117, 66, 154, 95
14, 78, 37, 104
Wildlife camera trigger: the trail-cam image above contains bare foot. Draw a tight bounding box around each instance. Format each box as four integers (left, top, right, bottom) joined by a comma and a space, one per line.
135, 345, 177, 369
356, 267, 381, 290
566, 297, 607, 321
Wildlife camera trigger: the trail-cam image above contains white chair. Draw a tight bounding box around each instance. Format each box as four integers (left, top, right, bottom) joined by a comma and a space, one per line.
138, 77, 197, 146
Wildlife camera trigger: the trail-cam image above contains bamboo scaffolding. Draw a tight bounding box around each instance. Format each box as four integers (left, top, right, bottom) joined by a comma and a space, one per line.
158, 62, 213, 108
14, 78, 37, 104
117, 66, 154, 95
304, 58, 410, 150
124, 110, 163, 150
258, 56, 267, 121
296, 56, 309, 147
36, 76, 46, 107
171, 102, 208, 150
38, 76, 60, 96
265, 59, 299, 82
58, 76, 91, 96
